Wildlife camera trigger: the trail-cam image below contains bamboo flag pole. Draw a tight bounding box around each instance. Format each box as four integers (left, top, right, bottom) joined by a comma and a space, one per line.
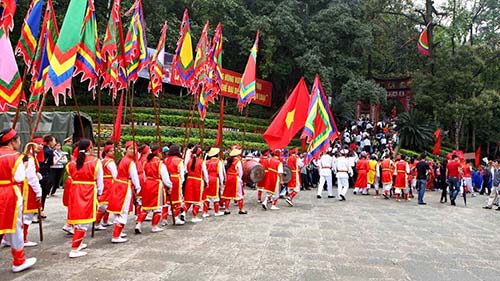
128, 85, 136, 151
151, 91, 162, 147
97, 87, 102, 155
12, 65, 32, 129
184, 91, 196, 146
71, 85, 86, 138
216, 96, 225, 150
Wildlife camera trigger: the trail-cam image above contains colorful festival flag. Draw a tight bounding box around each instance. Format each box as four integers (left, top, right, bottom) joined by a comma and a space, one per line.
301, 74, 339, 163
28, 0, 59, 111
74, 0, 101, 96
171, 9, 194, 89
148, 21, 167, 97
124, 0, 148, 83
0, 0, 17, 37
0, 27, 23, 111
263, 77, 310, 150
44, 0, 87, 105
417, 26, 430, 56
191, 20, 210, 94
206, 22, 223, 103
237, 31, 259, 112
15, 0, 43, 68
101, 0, 126, 98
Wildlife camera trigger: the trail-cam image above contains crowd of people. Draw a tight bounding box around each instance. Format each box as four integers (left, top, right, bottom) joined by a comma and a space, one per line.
1, 125, 499, 273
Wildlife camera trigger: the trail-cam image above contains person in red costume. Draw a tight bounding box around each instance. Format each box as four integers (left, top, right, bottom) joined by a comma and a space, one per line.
256, 149, 270, 203
164, 145, 186, 225
285, 148, 301, 206
135, 146, 172, 233
354, 152, 370, 195
107, 141, 142, 243
184, 146, 209, 223
261, 149, 284, 210
202, 147, 225, 217
394, 155, 410, 202
66, 139, 103, 258
94, 144, 117, 230
0, 128, 37, 272
221, 146, 248, 215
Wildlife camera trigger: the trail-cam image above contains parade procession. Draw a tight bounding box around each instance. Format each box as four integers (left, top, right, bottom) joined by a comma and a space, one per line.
1, 0, 500, 280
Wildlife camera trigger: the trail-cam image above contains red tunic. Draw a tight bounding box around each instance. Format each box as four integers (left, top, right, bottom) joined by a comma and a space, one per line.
0, 148, 23, 235
136, 156, 147, 198
354, 159, 369, 188
184, 158, 204, 204
99, 157, 115, 205
256, 157, 269, 189
205, 158, 221, 199
108, 156, 134, 214
287, 155, 300, 189
67, 156, 100, 225
380, 159, 393, 185
23, 155, 40, 214
62, 164, 72, 207
264, 157, 282, 194
463, 164, 472, 178
142, 157, 163, 210
394, 160, 408, 189
222, 159, 241, 200
165, 156, 183, 204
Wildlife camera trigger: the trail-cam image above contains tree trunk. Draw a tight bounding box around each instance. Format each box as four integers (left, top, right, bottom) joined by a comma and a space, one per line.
472, 123, 476, 152
454, 114, 464, 150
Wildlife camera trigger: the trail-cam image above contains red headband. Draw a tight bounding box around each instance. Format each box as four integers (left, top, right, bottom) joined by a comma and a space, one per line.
125, 141, 135, 148
32, 138, 44, 144
103, 144, 113, 154
1, 129, 16, 143
152, 147, 162, 155
142, 146, 150, 154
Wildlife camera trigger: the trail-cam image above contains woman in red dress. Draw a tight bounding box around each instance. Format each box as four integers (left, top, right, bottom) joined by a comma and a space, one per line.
0, 128, 37, 272
135, 146, 172, 233
202, 147, 224, 217
221, 147, 247, 214
107, 141, 142, 243
66, 139, 103, 258
164, 145, 185, 225
183, 146, 208, 223
94, 144, 117, 230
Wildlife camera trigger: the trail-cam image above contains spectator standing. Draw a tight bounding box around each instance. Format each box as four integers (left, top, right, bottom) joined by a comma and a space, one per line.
415, 153, 430, 205
49, 142, 68, 196
39, 135, 56, 218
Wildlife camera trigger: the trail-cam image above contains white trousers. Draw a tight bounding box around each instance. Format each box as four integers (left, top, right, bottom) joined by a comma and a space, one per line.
113, 191, 132, 225
317, 175, 333, 197
337, 177, 349, 197
3, 195, 24, 250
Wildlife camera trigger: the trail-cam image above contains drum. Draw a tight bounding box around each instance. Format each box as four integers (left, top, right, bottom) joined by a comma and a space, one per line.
242, 160, 265, 184
282, 165, 292, 184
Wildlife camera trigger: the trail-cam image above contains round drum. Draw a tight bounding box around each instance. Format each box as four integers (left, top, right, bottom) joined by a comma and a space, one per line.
242, 160, 265, 184
282, 165, 292, 184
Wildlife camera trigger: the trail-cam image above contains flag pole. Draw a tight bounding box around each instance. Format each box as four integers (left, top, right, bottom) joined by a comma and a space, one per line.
242, 105, 249, 149
184, 91, 196, 147
151, 91, 162, 147
128, 85, 136, 151
12, 64, 32, 129
71, 84, 86, 138
216, 96, 225, 149
96, 87, 102, 155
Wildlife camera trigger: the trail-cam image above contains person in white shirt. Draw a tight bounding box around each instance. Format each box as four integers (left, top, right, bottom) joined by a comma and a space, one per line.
316, 149, 335, 199
334, 149, 353, 201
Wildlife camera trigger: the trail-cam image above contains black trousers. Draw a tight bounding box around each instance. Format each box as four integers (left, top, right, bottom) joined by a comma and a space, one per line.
440, 178, 447, 202
39, 170, 53, 211
50, 168, 64, 195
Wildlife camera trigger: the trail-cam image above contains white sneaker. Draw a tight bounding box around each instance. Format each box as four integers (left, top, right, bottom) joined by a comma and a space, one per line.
191, 217, 203, 223
270, 205, 280, 210
1, 239, 11, 248
161, 220, 168, 226
111, 237, 128, 243
24, 241, 38, 247
145, 213, 153, 221
62, 225, 74, 235
95, 224, 107, 231
12, 257, 36, 273
262, 202, 268, 210
69, 250, 87, 258
134, 223, 142, 234
151, 226, 163, 233
174, 217, 185, 225
120, 232, 127, 238
214, 212, 224, 217
102, 222, 113, 227
78, 243, 88, 251
202, 213, 210, 218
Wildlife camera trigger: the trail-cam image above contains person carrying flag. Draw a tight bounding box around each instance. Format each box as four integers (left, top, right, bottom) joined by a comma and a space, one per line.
394, 155, 410, 202
261, 149, 284, 210
164, 145, 186, 225
94, 144, 117, 230
202, 147, 225, 217
285, 148, 301, 206
222, 146, 247, 214
184, 146, 208, 223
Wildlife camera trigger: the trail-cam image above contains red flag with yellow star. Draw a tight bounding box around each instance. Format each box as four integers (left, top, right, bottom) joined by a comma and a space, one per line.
263, 77, 310, 149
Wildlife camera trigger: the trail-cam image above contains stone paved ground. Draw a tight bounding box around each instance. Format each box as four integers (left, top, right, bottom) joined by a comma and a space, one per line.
1, 188, 500, 281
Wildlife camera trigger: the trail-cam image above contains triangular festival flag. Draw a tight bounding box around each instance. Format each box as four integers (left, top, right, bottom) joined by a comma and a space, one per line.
15, 0, 43, 68
171, 9, 194, 89
238, 31, 259, 112
0, 27, 23, 111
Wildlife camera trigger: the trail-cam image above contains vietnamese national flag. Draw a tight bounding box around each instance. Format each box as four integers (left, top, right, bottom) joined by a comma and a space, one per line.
432, 128, 441, 155
263, 77, 310, 149
475, 146, 481, 167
